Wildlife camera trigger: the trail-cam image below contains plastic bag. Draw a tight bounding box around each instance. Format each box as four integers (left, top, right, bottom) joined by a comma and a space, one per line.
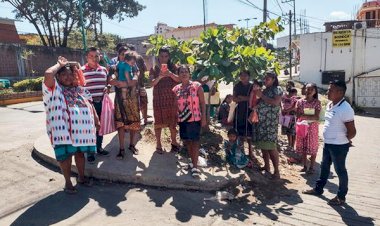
99, 93, 116, 135
296, 120, 309, 138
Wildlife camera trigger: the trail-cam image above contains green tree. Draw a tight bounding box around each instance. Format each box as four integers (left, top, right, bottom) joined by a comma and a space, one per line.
147, 18, 284, 82
3, 0, 145, 47
67, 29, 121, 52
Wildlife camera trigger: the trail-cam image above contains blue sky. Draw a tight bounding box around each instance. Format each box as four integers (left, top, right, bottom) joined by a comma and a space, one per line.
1, 0, 365, 39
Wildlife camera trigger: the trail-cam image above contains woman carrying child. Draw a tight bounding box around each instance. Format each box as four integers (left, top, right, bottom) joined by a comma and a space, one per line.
110, 51, 141, 159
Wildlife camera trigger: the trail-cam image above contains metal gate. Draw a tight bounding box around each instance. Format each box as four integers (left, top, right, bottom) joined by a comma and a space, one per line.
356, 76, 380, 108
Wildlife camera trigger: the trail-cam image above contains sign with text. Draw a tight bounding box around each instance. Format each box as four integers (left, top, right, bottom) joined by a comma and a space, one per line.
332, 30, 352, 48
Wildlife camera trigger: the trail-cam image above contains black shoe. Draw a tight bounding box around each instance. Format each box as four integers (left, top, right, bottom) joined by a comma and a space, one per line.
129, 145, 139, 155
97, 148, 110, 156
302, 188, 323, 196
87, 155, 96, 164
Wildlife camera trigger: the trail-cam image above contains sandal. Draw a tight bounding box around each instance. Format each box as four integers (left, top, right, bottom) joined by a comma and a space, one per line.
271, 172, 281, 180
155, 147, 164, 154
63, 186, 77, 194
76, 177, 93, 187
307, 168, 315, 175
191, 168, 201, 178
116, 149, 125, 160
129, 145, 139, 155
170, 144, 181, 153
328, 196, 346, 206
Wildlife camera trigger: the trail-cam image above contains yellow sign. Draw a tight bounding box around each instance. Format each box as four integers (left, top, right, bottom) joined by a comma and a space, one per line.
332, 30, 351, 48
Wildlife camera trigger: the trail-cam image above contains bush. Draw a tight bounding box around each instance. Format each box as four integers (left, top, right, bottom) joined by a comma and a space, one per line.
13, 77, 43, 92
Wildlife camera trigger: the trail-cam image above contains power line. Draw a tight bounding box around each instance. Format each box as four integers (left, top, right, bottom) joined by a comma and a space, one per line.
273, 0, 284, 14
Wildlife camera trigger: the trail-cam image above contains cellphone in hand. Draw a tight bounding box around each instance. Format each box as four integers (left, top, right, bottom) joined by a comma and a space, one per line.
161, 64, 168, 72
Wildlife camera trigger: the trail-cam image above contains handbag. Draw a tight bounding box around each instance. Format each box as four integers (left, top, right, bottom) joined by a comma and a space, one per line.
99, 93, 116, 135
178, 103, 192, 122
279, 115, 294, 128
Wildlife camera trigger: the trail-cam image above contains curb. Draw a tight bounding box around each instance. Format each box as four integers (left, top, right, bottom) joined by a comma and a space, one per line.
0, 96, 42, 106
33, 135, 244, 191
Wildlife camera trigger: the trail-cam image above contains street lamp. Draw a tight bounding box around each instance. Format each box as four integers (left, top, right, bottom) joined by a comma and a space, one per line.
238, 17, 257, 29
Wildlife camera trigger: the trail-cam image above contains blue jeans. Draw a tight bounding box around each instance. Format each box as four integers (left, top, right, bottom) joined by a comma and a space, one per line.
315, 143, 350, 200
93, 101, 103, 150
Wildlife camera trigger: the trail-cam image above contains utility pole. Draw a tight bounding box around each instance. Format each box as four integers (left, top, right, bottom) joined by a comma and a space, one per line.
238, 18, 257, 29
263, 0, 267, 23
79, 0, 87, 50
203, 0, 206, 31
282, 0, 296, 36
288, 10, 292, 79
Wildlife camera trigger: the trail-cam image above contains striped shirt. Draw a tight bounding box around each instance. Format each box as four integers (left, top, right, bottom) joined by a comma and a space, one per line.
81, 64, 108, 103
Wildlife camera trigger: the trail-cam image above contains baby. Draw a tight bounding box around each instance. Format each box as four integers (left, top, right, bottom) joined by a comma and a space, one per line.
117, 51, 137, 101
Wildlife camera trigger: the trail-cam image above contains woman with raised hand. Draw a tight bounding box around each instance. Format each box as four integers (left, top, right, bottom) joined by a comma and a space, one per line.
43, 56, 98, 194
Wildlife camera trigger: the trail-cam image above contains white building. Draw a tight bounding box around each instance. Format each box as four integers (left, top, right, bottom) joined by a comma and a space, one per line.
299, 26, 380, 108
154, 22, 175, 35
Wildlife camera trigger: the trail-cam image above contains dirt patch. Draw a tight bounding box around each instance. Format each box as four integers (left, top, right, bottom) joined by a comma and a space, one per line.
138, 122, 316, 202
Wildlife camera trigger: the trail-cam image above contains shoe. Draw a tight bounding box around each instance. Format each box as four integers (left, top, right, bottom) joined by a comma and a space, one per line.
116, 149, 125, 160
97, 148, 110, 156
191, 168, 201, 178
63, 186, 78, 194
302, 188, 323, 196
129, 145, 139, 155
170, 143, 181, 153
328, 196, 346, 206
87, 155, 96, 164
76, 177, 93, 187
300, 166, 308, 172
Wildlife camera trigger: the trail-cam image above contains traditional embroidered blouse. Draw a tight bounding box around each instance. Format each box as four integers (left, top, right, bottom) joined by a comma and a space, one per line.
43, 79, 96, 147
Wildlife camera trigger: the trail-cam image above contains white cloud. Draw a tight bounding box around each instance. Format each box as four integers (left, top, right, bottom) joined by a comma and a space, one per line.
329, 11, 351, 20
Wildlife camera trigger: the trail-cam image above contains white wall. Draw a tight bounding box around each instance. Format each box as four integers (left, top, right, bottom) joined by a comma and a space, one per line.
299, 28, 380, 103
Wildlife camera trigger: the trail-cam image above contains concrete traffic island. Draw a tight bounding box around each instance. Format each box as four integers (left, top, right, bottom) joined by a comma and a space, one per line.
33, 132, 245, 191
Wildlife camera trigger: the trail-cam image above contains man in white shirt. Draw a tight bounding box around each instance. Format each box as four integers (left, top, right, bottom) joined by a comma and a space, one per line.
303, 80, 356, 206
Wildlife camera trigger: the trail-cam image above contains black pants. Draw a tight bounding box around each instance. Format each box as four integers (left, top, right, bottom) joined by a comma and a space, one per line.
93, 101, 103, 150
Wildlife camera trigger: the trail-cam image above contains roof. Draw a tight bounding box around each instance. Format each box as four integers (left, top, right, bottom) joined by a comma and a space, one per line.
0, 21, 22, 44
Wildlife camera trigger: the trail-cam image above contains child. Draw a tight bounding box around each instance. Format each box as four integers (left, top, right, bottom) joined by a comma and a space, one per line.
224, 128, 250, 169
248, 79, 263, 143
281, 87, 298, 151
218, 94, 233, 126
117, 51, 137, 102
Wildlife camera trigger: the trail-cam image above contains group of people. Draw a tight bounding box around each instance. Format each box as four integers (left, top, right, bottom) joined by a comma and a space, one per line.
219, 72, 356, 205
42, 44, 357, 206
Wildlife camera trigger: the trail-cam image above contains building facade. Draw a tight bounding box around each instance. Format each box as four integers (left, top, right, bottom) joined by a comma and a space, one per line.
299, 28, 380, 108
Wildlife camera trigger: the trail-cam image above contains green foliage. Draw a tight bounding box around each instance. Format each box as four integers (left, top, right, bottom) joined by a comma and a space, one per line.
13, 77, 43, 92
67, 29, 121, 52
147, 18, 284, 83
3, 0, 145, 47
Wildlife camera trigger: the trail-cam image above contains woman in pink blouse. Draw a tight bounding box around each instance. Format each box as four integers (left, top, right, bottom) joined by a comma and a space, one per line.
173, 65, 206, 178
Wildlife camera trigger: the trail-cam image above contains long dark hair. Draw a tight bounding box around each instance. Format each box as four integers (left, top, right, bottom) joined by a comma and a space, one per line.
266, 71, 279, 87
158, 46, 175, 72
307, 83, 319, 100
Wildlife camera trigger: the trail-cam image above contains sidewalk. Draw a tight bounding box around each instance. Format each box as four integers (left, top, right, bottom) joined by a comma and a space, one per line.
33, 132, 244, 191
